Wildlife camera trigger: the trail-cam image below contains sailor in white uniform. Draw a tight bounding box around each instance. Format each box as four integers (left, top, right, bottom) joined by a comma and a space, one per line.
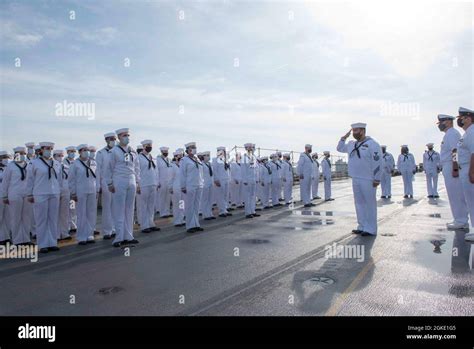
2, 147, 32, 245
455, 107, 474, 241
0, 151, 10, 244
137, 140, 160, 233
26, 142, 62, 253
241, 143, 260, 218
321, 151, 334, 201
213, 146, 232, 217
169, 149, 185, 227
423, 143, 441, 198
437, 114, 469, 230
380, 145, 395, 199
230, 153, 243, 208
106, 128, 141, 247
25, 142, 36, 163
297, 144, 315, 207
156, 147, 172, 218
337, 123, 382, 236
198, 151, 215, 220
68, 144, 99, 245
96, 132, 117, 239
259, 156, 272, 209
269, 153, 283, 207
397, 145, 416, 198
281, 153, 294, 205
180, 142, 204, 233
311, 153, 321, 200
65, 145, 78, 233
53, 149, 72, 241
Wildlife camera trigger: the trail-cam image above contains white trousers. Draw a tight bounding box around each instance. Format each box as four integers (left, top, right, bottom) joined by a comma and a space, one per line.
200, 185, 213, 218
34, 194, 59, 249
137, 185, 157, 230
69, 196, 77, 231
27, 200, 35, 235
271, 180, 281, 205
261, 183, 271, 207
425, 172, 439, 196
380, 170, 392, 197
171, 188, 185, 225
324, 176, 332, 200
57, 191, 71, 239
442, 165, 468, 225
300, 176, 312, 205
244, 183, 257, 215
352, 178, 377, 235
8, 195, 31, 244
157, 184, 171, 217
311, 176, 319, 198
460, 166, 474, 228
185, 187, 203, 229
112, 180, 136, 244
230, 181, 242, 206
401, 170, 414, 196
216, 182, 229, 214
100, 180, 115, 236
76, 192, 97, 242
284, 179, 293, 204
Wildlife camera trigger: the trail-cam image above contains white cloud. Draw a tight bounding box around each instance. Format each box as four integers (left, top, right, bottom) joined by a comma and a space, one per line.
0, 21, 43, 48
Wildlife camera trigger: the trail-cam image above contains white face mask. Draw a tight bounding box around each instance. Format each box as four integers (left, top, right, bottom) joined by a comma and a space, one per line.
55, 156, 64, 163
80, 151, 90, 159
191, 148, 197, 155
120, 136, 130, 145
107, 140, 116, 148
1, 159, 9, 166
27, 148, 34, 155
42, 150, 52, 158
68, 152, 75, 159
16, 154, 26, 162
90, 151, 96, 159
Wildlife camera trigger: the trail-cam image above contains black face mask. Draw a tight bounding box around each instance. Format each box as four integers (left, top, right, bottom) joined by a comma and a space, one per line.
162, 153, 168, 157
457, 118, 464, 128
438, 123, 447, 131
145, 146, 152, 153
382, 149, 386, 154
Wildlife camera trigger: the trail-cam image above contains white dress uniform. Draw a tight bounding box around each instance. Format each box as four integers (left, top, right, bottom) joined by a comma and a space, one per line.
201, 159, 214, 219
64, 157, 77, 231
397, 152, 416, 196
212, 155, 231, 215
457, 123, 474, 227
423, 148, 441, 197
269, 159, 283, 205
260, 160, 272, 207
0, 162, 10, 242
26, 155, 62, 249
312, 158, 320, 199
156, 154, 172, 217
169, 161, 185, 225
230, 161, 243, 206
337, 135, 382, 235
281, 159, 294, 204
56, 157, 72, 240
25, 153, 36, 237
296, 151, 314, 205
96, 145, 115, 237
68, 157, 98, 242
137, 152, 159, 230
380, 150, 395, 197
241, 152, 259, 215
106, 144, 140, 244
321, 156, 332, 200
440, 126, 468, 225
180, 155, 204, 230
2, 158, 31, 244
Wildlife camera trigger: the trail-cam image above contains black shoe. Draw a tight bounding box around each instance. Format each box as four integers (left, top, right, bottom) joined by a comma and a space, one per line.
48, 246, 60, 251
78, 241, 87, 246
103, 235, 112, 240
273, 203, 282, 207
237, 205, 244, 209
141, 228, 152, 234
263, 206, 271, 210
94, 230, 100, 235
113, 242, 121, 247
40, 248, 49, 253
187, 228, 197, 233
403, 195, 408, 198
434, 195, 439, 198
388, 195, 391, 198
304, 204, 312, 207
252, 213, 261, 217
380, 196, 386, 199
86, 239, 95, 244
315, 196, 321, 199
226, 213, 233, 216
210, 217, 216, 220
427, 195, 433, 198
218, 214, 227, 217
361, 232, 373, 237
125, 239, 139, 244
111, 233, 116, 238
352, 229, 363, 234
246, 214, 254, 219
204, 217, 213, 221
150, 227, 161, 231
228, 207, 235, 211
409, 195, 413, 199
255, 208, 262, 211
69, 229, 77, 233
196, 227, 204, 231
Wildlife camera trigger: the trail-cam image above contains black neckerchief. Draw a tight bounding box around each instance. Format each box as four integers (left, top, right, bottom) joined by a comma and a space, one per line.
61, 164, 68, 179
141, 153, 156, 169
264, 163, 272, 175
315, 159, 319, 167
427, 151, 434, 161
65, 158, 73, 166
383, 152, 388, 159
286, 160, 293, 173
40, 157, 57, 180
273, 161, 281, 170
205, 162, 213, 176
403, 154, 409, 161
224, 159, 230, 171
160, 156, 170, 167
350, 138, 370, 158
325, 158, 331, 166
188, 155, 202, 169
15, 162, 27, 181
79, 159, 96, 178
117, 145, 134, 162
305, 152, 314, 163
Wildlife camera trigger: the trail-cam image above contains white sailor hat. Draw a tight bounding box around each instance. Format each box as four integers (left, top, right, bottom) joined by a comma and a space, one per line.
185, 142, 196, 148
25, 142, 35, 147
13, 146, 26, 153
459, 107, 473, 116
401, 144, 408, 148
305, 144, 312, 148
323, 150, 330, 155
176, 148, 184, 153
202, 151, 211, 156
104, 132, 116, 138
53, 149, 64, 155
65, 146, 76, 151
89, 146, 97, 151
77, 144, 88, 151
0, 151, 8, 156
197, 152, 204, 156
426, 143, 434, 147
34, 145, 41, 150
160, 146, 169, 152
137, 144, 143, 150
244, 143, 253, 148
283, 153, 290, 157
141, 140, 153, 146
115, 128, 129, 135
39, 141, 55, 148
217, 146, 226, 151
351, 122, 367, 129
437, 114, 455, 121
173, 149, 184, 156
261, 156, 268, 160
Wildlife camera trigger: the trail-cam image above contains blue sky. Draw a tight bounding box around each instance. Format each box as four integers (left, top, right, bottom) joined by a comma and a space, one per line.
0, 0, 472, 160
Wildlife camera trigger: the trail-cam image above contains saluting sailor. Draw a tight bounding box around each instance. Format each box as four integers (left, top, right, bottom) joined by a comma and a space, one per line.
297, 144, 315, 207
423, 143, 441, 198
156, 146, 172, 218
241, 143, 260, 218
259, 156, 272, 209
169, 149, 185, 227
380, 145, 395, 199
106, 128, 141, 247
180, 142, 204, 233
397, 145, 416, 198
321, 151, 334, 201
337, 123, 382, 236
53, 149, 72, 241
